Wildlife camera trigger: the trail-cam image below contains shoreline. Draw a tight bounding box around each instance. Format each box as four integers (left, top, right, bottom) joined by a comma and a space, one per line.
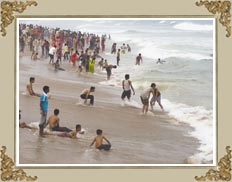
18, 51, 202, 165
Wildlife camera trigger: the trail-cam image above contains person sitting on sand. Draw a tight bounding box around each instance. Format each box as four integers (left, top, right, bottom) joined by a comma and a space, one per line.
19, 110, 33, 129
150, 83, 164, 111
45, 109, 72, 133
121, 74, 135, 101
80, 86, 95, 105
58, 124, 85, 138
90, 129, 111, 151
140, 83, 156, 114
26, 77, 40, 97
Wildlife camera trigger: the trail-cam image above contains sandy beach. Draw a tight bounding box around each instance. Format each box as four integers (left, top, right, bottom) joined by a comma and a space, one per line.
18, 53, 199, 165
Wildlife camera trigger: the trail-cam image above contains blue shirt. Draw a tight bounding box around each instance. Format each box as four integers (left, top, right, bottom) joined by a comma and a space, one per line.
40, 92, 48, 112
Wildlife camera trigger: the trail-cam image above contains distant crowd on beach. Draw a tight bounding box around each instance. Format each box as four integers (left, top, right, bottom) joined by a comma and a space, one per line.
19, 23, 164, 151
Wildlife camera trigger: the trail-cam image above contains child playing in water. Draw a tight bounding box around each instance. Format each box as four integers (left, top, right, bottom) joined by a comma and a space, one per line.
26, 77, 40, 97
90, 129, 111, 151
58, 124, 85, 138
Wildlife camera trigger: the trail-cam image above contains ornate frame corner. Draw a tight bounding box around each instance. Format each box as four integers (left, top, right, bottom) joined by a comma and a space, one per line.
0, 146, 38, 181
195, 146, 232, 181
196, 0, 231, 38
0, 0, 38, 37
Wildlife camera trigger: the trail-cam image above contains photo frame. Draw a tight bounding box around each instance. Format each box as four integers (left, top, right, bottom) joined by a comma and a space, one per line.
0, 0, 231, 181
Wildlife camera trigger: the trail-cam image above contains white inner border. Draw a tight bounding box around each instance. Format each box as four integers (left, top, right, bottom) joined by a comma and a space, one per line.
16, 17, 216, 167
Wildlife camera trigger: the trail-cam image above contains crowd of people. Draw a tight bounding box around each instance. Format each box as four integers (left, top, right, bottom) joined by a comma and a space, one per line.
19, 23, 164, 151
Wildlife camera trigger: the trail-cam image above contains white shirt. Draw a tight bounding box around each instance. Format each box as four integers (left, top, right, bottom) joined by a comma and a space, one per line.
49, 47, 56, 55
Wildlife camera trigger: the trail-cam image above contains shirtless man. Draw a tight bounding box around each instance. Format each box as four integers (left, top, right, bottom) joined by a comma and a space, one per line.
136, 53, 143, 65
45, 109, 71, 133
26, 77, 40, 97
150, 84, 164, 111
90, 129, 111, 151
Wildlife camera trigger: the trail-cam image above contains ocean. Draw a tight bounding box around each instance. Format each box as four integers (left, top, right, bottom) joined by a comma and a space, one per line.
18, 18, 215, 165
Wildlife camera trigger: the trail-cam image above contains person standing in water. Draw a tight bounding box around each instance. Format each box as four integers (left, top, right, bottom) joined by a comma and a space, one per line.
140, 83, 156, 114
39, 86, 50, 136
116, 49, 120, 66
121, 74, 135, 101
136, 53, 143, 65
150, 84, 164, 111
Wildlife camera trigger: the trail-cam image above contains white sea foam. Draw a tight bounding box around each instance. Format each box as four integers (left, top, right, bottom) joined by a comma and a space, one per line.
162, 99, 214, 163
174, 22, 213, 32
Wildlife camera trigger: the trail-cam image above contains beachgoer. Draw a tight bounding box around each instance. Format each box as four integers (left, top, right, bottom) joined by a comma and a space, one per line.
70, 50, 78, 67
98, 58, 104, 70
111, 43, 116, 54
121, 43, 127, 54
56, 46, 62, 64
49, 45, 56, 64
121, 74, 135, 101
31, 52, 40, 60
54, 61, 65, 71
45, 109, 72, 132
136, 53, 143, 65
58, 124, 85, 138
80, 86, 95, 105
150, 84, 164, 111
89, 57, 95, 73
19, 110, 33, 129
116, 49, 120, 66
26, 77, 40, 97
90, 129, 111, 151
63, 43, 69, 61
140, 83, 156, 114
39, 85, 50, 136
104, 64, 117, 80
127, 44, 131, 52
156, 58, 165, 64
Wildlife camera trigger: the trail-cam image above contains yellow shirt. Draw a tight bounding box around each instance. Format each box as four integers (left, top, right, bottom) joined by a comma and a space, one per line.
64, 45, 69, 52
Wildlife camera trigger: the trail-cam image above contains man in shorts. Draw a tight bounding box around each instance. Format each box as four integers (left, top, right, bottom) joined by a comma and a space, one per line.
140, 83, 156, 114
121, 74, 135, 101
39, 85, 50, 136
150, 85, 164, 111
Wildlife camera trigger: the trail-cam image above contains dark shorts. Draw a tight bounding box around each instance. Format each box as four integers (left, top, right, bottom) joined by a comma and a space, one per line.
150, 95, 161, 103
97, 144, 111, 151
121, 90, 131, 99
140, 96, 149, 105
49, 54, 54, 59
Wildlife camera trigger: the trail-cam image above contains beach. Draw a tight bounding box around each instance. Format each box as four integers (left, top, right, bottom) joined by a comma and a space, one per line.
18, 19, 215, 165
19, 55, 199, 164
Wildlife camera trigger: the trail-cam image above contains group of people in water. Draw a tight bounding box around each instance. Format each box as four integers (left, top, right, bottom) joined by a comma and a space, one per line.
19, 23, 164, 151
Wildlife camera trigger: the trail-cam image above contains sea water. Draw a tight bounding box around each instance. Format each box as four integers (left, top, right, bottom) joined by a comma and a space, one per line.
79, 19, 215, 164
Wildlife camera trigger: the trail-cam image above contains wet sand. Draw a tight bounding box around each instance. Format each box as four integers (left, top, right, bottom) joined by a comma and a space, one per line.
18, 53, 200, 165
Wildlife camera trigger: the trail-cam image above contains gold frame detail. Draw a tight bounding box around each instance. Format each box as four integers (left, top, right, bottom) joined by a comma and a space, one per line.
0, 0, 37, 37
0, 146, 37, 181
195, 146, 232, 181
196, 0, 231, 37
